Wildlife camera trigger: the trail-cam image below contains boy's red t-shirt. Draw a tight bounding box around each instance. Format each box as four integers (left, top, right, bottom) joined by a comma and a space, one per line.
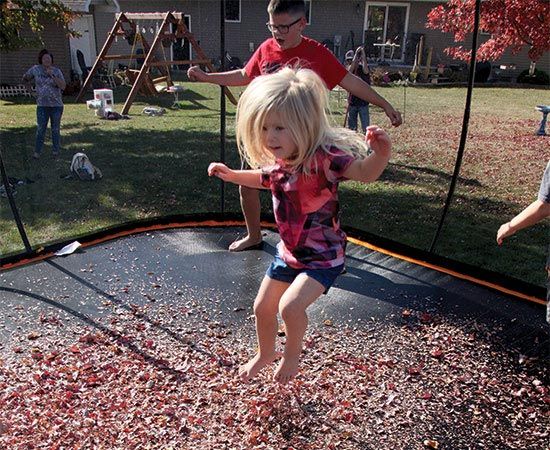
244, 36, 347, 90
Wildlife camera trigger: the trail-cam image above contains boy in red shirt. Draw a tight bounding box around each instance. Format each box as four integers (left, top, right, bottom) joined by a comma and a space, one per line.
189, 0, 401, 251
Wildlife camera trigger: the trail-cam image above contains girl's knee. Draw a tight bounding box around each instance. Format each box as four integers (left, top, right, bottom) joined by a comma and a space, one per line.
279, 301, 305, 323
253, 297, 276, 318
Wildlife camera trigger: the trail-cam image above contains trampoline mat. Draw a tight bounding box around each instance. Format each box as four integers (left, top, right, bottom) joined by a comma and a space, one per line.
1, 227, 548, 449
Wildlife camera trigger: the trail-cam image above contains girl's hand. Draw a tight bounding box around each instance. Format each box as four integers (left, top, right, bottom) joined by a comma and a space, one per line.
208, 162, 233, 182
366, 126, 391, 158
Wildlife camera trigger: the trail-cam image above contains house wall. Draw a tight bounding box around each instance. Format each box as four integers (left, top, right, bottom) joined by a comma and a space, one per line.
113, 0, 542, 73
94, 0, 372, 69
1, 1, 547, 85
402, 0, 549, 70
0, 21, 72, 85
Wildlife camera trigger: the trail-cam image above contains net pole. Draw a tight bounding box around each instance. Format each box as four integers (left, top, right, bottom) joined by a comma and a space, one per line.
219, 0, 227, 214
429, 0, 482, 252
0, 149, 32, 253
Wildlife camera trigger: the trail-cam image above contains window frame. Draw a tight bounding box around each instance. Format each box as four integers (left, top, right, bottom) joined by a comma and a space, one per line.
224, 0, 241, 23
305, 1, 312, 25
363, 2, 410, 62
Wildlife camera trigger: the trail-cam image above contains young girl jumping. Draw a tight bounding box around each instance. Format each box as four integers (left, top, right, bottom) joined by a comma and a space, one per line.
208, 67, 391, 384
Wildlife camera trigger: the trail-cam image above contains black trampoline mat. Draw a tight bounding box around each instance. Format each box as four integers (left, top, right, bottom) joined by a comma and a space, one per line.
1, 227, 548, 449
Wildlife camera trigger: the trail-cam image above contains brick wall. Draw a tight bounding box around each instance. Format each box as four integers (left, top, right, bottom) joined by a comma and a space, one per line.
70, 0, 550, 78
1, 1, 547, 86
403, 0, 548, 71
0, 21, 71, 85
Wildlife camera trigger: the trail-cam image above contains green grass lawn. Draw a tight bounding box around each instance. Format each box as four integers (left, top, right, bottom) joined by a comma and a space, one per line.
1, 83, 548, 286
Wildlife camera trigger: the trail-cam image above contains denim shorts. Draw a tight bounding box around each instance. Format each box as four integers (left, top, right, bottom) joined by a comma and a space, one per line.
266, 255, 344, 294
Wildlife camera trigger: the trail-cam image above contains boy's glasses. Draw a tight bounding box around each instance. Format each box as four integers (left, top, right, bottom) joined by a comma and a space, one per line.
266, 17, 302, 34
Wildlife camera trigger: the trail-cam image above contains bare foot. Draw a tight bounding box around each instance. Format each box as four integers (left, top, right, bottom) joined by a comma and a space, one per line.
274, 355, 300, 385
229, 235, 263, 252
239, 352, 280, 382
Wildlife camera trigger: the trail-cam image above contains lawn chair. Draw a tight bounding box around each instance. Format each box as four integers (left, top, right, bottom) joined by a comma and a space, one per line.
76, 50, 91, 81
98, 60, 117, 89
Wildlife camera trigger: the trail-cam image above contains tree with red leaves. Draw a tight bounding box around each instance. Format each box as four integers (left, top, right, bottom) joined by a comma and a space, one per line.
426, 0, 549, 67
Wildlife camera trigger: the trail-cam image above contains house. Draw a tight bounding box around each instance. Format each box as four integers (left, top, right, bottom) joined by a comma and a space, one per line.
0, 1, 119, 86
1, 0, 547, 87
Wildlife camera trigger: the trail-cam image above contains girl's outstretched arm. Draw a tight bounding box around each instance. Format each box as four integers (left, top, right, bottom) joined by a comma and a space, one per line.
343, 126, 391, 183
208, 162, 265, 189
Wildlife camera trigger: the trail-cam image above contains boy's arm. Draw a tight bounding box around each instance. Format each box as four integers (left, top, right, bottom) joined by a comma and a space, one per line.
348, 59, 359, 73
208, 163, 265, 189
187, 67, 251, 86
497, 200, 550, 245
343, 126, 391, 183
339, 72, 402, 127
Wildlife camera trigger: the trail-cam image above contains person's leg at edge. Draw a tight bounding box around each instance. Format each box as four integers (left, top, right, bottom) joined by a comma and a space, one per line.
359, 105, 370, 134
546, 269, 549, 324
347, 105, 358, 131
275, 274, 325, 384
34, 106, 49, 158
229, 185, 263, 251
50, 106, 63, 156
239, 276, 290, 382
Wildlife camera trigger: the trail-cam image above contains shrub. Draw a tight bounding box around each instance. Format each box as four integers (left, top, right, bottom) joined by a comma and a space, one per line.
388, 72, 404, 82
517, 68, 549, 85
370, 67, 390, 86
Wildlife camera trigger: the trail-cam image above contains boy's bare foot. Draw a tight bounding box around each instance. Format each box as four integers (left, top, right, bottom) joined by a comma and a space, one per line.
229, 235, 263, 252
239, 352, 280, 382
274, 355, 300, 385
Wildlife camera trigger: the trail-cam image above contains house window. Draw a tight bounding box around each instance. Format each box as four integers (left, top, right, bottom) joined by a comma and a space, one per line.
364, 2, 409, 62
305, 1, 311, 24
225, 0, 241, 23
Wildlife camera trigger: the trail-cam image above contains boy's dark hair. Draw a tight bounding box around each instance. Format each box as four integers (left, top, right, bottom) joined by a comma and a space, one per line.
38, 49, 53, 64
268, 0, 306, 16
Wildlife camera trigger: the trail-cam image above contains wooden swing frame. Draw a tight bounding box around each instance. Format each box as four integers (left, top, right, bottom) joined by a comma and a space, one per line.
76, 12, 237, 114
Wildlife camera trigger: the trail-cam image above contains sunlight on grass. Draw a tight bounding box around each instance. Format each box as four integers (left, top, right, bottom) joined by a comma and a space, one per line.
1, 84, 548, 285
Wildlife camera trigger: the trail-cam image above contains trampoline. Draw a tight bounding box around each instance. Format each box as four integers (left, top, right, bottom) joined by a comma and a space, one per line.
1, 1, 548, 447
1, 223, 548, 351
1, 223, 548, 448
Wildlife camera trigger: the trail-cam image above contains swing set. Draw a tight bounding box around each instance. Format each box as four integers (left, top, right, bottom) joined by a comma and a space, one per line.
76, 12, 237, 114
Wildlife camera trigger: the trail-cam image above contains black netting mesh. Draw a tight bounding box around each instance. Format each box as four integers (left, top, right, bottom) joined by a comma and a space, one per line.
1, 3, 548, 292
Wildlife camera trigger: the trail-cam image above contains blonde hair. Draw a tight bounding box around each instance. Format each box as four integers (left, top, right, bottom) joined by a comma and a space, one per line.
236, 66, 368, 173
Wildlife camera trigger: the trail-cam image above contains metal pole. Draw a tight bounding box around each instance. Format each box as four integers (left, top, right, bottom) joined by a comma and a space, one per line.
429, 0, 482, 252
0, 148, 32, 253
219, 0, 226, 214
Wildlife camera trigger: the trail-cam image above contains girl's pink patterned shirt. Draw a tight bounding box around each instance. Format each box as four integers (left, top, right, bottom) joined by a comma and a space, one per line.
261, 147, 356, 269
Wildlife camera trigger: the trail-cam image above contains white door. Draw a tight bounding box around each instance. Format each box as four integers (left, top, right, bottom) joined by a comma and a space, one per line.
69, 15, 97, 77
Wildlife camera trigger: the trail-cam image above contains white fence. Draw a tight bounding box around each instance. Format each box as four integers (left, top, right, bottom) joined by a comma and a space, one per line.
0, 85, 33, 98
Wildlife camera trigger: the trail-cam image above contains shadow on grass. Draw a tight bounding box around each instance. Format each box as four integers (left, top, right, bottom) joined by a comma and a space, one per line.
386, 162, 482, 187
0, 124, 546, 286
340, 181, 547, 286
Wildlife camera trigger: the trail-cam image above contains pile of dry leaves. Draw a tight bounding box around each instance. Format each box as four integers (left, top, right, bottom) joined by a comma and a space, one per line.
0, 302, 548, 449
